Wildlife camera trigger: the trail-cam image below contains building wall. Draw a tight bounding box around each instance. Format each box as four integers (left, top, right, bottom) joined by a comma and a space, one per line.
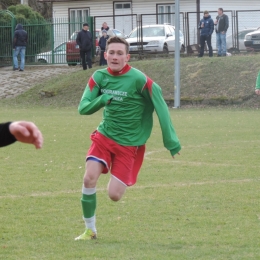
200, 0, 260, 11
52, 0, 260, 46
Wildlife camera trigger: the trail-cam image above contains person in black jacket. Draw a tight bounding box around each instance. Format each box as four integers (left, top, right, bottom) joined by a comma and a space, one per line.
13, 23, 28, 71
0, 121, 43, 149
98, 30, 109, 66
214, 8, 229, 57
76, 23, 93, 70
198, 11, 214, 58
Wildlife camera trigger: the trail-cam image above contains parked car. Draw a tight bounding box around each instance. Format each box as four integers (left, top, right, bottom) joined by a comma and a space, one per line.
126, 24, 185, 53
244, 27, 260, 51
66, 29, 125, 66
226, 28, 257, 51
35, 42, 66, 64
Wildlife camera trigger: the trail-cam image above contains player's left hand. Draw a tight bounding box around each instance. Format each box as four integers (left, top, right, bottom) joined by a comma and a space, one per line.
255, 89, 260, 95
172, 152, 180, 159
9, 121, 43, 149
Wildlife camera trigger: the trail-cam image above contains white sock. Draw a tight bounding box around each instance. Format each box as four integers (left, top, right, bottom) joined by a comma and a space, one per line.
83, 215, 97, 233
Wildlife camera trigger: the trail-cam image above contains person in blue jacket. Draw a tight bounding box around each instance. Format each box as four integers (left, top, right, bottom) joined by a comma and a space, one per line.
98, 30, 109, 66
198, 10, 214, 57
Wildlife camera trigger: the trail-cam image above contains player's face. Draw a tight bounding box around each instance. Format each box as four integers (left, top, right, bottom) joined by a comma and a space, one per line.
105, 43, 130, 72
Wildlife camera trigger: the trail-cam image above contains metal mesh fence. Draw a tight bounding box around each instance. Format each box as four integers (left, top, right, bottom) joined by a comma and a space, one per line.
1, 10, 260, 67
94, 14, 137, 37
0, 17, 87, 67
186, 11, 233, 51
236, 10, 260, 51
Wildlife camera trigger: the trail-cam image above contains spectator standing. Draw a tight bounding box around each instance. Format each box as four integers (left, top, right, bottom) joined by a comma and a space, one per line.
198, 11, 214, 58
76, 23, 93, 70
101, 22, 110, 32
99, 30, 109, 66
215, 8, 229, 57
13, 23, 28, 71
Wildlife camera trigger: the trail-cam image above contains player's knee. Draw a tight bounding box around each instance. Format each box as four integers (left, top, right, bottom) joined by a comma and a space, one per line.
108, 191, 122, 202
83, 171, 97, 187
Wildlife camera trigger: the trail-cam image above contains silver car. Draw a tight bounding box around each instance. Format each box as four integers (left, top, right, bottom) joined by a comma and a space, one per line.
36, 42, 66, 64
226, 28, 257, 51
126, 24, 185, 53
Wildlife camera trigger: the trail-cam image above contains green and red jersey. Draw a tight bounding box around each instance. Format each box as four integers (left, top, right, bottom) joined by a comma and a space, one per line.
78, 64, 181, 156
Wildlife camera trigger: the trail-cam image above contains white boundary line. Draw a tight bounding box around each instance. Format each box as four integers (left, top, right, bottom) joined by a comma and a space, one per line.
144, 150, 260, 168
0, 178, 259, 200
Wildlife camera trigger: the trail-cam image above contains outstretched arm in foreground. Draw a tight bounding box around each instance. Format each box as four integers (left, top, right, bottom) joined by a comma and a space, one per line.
9, 121, 43, 149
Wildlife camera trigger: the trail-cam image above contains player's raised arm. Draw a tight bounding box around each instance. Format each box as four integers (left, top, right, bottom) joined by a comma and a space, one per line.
141, 78, 181, 157
78, 73, 113, 115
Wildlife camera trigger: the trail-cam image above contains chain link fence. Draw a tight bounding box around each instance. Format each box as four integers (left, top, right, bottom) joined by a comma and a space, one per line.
1, 10, 260, 67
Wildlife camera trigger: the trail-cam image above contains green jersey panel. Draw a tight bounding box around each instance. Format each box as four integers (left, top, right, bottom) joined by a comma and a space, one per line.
256, 71, 260, 90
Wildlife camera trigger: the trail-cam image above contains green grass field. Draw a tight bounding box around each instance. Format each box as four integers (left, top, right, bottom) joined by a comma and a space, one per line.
0, 106, 259, 260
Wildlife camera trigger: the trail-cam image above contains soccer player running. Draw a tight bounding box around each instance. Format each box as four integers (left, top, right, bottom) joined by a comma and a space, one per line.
75, 36, 181, 240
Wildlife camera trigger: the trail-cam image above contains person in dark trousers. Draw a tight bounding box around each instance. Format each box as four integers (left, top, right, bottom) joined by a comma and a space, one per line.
215, 8, 229, 57
76, 23, 93, 70
13, 23, 28, 71
0, 121, 43, 149
198, 10, 214, 58
101, 22, 110, 32
99, 30, 109, 66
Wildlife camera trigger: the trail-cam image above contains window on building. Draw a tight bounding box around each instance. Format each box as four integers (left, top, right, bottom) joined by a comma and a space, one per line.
157, 4, 175, 25
69, 8, 90, 36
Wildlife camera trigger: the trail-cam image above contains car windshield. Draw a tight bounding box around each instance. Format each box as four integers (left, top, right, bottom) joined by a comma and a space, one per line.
113, 29, 124, 38
55, 43, 66, 52
129, 27, 165, 38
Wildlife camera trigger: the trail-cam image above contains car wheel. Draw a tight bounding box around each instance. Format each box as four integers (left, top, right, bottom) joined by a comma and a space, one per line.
37, 59, 47, 63
163, 45, 169, 54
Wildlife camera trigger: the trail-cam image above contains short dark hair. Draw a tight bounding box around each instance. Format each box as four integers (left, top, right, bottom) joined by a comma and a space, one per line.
218, 8, 224, 13
106, 36, 129, 54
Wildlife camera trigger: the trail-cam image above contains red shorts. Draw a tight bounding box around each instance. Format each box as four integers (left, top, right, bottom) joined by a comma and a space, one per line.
86, 131, 145, 186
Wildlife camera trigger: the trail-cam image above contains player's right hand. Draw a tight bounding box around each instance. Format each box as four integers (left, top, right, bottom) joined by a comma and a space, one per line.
255, 89, 260, 95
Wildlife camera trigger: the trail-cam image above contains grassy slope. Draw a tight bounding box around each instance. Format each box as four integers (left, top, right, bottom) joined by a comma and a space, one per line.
2, 54, 260, 107
0, 108, 259, 259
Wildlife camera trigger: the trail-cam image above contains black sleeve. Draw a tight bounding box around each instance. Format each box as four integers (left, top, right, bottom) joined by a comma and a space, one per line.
76, 32, 81, 47
90, 32, 93, 47
224, 15, 229, 31
0, 122, 17, 148
13, 32, 17, 49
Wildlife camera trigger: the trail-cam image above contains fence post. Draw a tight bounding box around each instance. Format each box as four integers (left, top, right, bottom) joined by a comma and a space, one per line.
51, 18, 54, 64
11, 15, 16, 68
235, 11, 239, 51
137, 14, 143, 58
174, 0, 181, 108
0, 10, 17, 67
87, 16, 94, 58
